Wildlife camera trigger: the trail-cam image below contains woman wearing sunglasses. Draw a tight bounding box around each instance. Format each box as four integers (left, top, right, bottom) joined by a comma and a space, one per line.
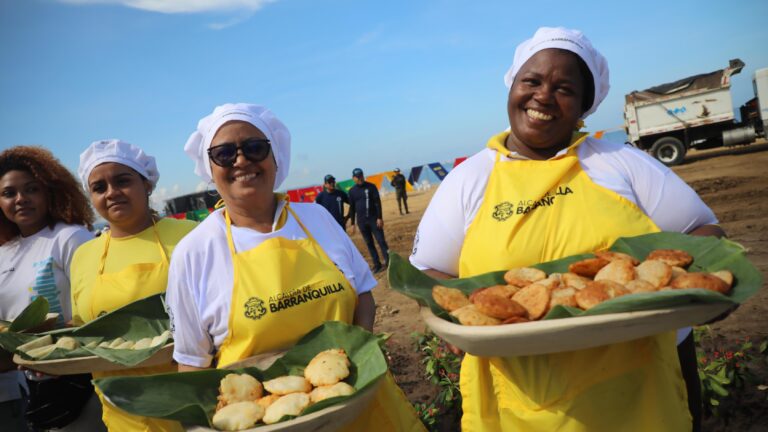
70, 139, 196, 432
166, 103, 424, 431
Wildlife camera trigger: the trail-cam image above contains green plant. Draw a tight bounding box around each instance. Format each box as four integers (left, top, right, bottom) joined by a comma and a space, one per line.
695, 326, 768, 417
411, 330, 463, 430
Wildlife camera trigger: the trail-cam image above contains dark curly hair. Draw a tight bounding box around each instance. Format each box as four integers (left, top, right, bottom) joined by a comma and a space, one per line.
0, 146, 95, 240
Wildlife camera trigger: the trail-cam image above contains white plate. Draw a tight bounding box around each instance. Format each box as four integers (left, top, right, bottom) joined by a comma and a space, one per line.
13, 343, 175, 375
422, 303, 731, 357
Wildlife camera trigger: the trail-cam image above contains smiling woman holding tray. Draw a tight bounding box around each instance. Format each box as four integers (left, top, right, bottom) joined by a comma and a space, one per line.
166, 103, 424, 431
409, 27, 725, 432
70, 140, 197, 432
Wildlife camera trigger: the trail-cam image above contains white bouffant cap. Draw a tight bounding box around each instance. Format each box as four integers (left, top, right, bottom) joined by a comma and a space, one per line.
78, 139, 159, 191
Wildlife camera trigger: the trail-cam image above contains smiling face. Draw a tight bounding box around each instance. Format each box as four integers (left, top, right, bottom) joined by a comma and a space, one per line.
0, 170, 50, 236
209, 121, 277, 208
506, 49, 587, 159
87, 162, 152, 228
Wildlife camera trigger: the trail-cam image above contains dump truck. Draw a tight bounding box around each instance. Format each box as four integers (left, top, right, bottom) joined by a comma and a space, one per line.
624, 59, 768, 165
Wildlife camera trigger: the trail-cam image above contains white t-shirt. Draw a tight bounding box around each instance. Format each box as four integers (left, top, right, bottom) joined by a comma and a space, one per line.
410, 136, 718, 345
0, 223, 93, 402
166, 201, 376, 368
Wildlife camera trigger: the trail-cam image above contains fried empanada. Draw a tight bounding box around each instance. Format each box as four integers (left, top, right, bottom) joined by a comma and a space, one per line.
263, 376, 312, 396
304, 349, 350, 387
511, 284, 550, 320
592, 280, 630, 299
132, 337, 153, 350
18, 335, 53, 353
262, 393, 311, 425
432, 285, 471, 312
594, 260, 636, 285
114, 340, 135, 350
594, 251, 639, 266
256, 394, 281, 410
670, 273, 731, 294
625, 279, 658, 294
670, 266, 687, 281
108, 337, 126, 349
503, 267, 546, 287
450, 304, 501, 326
309, 382, 356, 403
469, 285, 519, 302
549, 286, 578, 309
536, 274, 561, 291
712, 270, 734, 288
471, 288, 527, 320
568, 258, 610, 278
217, 373, 264, 410
635, 260, 672, 288
26, 344, 57, 359
501, 316, 530, 324
212, 401, 265, 431
574, 283, 611, 310
562, 272, 589, 290
646, 249, 693, 268
151, 330, 171, 348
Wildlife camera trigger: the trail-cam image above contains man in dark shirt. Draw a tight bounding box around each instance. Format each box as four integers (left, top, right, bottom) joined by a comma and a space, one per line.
390, 168, 409, 215
314, 174, 349, 229
348, 168, 389, 273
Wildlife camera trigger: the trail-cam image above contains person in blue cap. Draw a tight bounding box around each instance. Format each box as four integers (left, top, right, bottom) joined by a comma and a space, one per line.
314, 174, 349, 229
348, 168, 389, 272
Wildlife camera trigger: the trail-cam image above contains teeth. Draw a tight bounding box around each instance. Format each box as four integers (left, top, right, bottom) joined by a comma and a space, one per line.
233, 173, 257, 182
526, 109, 553, 121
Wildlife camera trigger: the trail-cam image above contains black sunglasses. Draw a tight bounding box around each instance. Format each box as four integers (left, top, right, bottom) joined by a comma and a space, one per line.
207, 139, 272, 167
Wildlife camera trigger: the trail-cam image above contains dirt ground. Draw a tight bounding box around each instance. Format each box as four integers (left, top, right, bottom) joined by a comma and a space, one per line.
347, 141, 768, 430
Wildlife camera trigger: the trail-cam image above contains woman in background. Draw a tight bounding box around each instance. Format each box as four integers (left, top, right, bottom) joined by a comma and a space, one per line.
0, 146, 98, 431
71, 139, 196, 432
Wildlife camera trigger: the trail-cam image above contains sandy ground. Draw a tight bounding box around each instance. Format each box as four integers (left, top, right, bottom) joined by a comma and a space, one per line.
346, 140, 768, 428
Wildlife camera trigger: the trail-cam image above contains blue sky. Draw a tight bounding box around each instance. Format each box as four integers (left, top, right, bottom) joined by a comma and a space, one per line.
1, 0, 767, 209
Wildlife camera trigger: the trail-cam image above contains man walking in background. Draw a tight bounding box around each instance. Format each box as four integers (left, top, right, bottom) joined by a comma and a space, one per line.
315, 174, 349, 229
390, 168, 409, 215
348, 168, 389, 273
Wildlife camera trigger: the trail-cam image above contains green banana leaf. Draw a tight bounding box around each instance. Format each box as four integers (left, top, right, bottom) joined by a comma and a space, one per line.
94, 321, 387, 428
388, 232, 763, 322
3, 296, 50, 333
0, 293, 171, 366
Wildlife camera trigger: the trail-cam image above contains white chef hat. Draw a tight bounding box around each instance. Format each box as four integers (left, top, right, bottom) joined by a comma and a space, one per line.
503, 27, 610, 119
183, 103, 291, 190
78, 139, 159, 192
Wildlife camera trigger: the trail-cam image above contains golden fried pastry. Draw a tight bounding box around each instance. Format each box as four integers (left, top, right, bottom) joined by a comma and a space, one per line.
217, 373, 264, 410
0, 324, 7, 333
449, 305, 501, 326
84, 340, 99, 349
670, 266, 687, 281
592, 280, 630, 299
469, 285, 519, 303
151, 330, 171, 348
471, 288, 527, 320
132, 337, 153, 350
108, 337, 126, 349
635, 260, 672, 288
304, 349, 350, 387
212, 401, 265, 431
501, 316, 530, 324
670, 273, 731, 294
114, 340, 135, 350
646, 249, 693, 268
511, 284, 550, 320
568, 258, 610, 278
18, 335, 53, 353
594, 259, 636, 285
561, 272, 589, 290
256, 394, 281, 410
26, 344, 57, 359
503, 267, 547, 287
625, 279, 658, 294
574, 284, 611, 310
712, 270, 734, 288
549, 287, 578, 309
262, 393, 311, 425
263, 376, 312, 396
594, 251, 639, 266
432, 285, 471, 312
54, 337, 79, 351
309, 382, 356, 403
536, 274, 561, 291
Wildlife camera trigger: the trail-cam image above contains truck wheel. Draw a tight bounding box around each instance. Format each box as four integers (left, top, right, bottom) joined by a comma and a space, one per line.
650, 137, 686, 166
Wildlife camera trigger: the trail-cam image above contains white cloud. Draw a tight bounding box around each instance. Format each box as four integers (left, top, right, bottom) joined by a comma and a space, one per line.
195, 181, 209, 192
58, 0, 274, 14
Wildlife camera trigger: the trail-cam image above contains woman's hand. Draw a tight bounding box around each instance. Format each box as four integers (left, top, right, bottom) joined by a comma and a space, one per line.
353, 292, 376, 332
178, 364, 209, 372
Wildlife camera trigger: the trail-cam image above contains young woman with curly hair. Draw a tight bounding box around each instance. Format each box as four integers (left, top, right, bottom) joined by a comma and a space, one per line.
0, 145, 98, 432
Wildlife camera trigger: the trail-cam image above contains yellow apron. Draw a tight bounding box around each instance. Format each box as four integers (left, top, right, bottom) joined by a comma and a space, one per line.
89, 223, 183, 432
457, 131, 691, 432
217, 203, 425, 432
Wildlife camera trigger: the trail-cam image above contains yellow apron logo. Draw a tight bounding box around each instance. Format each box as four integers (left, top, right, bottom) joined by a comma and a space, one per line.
492, 201, 515, 221
244, 297, 267, 320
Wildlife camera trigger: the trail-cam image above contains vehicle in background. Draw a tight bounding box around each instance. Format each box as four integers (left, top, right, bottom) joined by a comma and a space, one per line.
164, 190, 221, 221
624, 59, 768, 166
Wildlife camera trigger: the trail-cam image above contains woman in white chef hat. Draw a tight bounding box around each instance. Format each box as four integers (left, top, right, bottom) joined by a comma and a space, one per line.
71, 139, 197, 432
409, 27, 723, 431
165, 103, 425, 431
